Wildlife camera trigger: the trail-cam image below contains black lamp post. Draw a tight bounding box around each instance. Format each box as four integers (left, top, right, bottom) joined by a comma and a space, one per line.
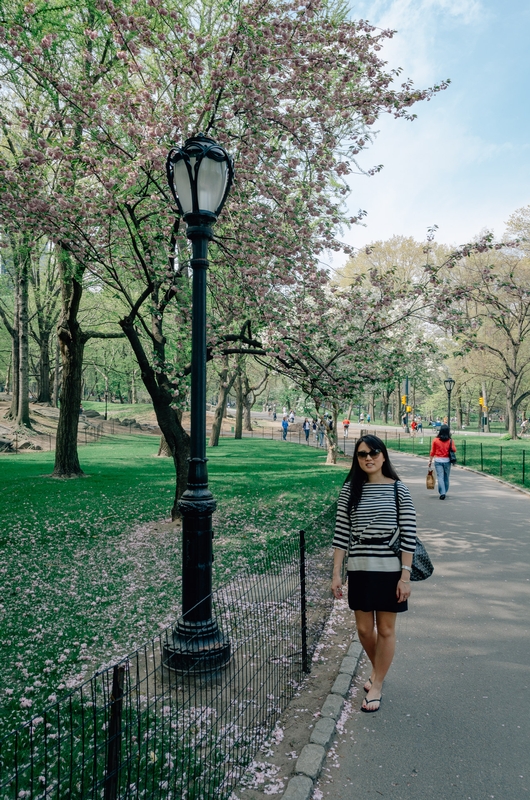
444, 378, 455, 428
164, 134, 234, 671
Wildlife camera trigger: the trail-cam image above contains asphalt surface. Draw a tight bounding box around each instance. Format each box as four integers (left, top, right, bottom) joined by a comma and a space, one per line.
315, 452, 530, 800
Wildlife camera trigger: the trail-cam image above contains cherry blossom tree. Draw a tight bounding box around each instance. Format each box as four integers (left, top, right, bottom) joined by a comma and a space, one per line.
0, 0, 448, 506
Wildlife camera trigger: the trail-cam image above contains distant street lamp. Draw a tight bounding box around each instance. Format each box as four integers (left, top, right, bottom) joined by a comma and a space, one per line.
444, 377, 455, 428
165, 134, 234, 671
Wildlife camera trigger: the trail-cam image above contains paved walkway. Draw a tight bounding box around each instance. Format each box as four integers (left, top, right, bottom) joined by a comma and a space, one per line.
314, 452, 530, 799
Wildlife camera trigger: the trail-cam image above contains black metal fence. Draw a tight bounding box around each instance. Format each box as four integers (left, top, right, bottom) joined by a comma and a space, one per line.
0, 511, 336, 800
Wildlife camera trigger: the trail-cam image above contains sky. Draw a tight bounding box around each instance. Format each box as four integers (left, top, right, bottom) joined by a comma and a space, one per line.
334, 0, 530, 256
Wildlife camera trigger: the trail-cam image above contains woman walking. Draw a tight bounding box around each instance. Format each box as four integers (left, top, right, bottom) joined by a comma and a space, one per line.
331, 435, 416, 713
428, 424, 456, 499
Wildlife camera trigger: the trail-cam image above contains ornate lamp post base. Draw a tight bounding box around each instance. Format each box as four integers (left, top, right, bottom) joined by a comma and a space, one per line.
164, 618, 231, 672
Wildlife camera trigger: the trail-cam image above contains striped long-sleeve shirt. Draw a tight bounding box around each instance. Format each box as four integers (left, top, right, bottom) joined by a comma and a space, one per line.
332, 480, 417, 573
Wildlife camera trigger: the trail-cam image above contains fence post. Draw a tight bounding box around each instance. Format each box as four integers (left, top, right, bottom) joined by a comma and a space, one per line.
523, 450, 526, 485
480, 443, 483, 472
500, 446, 503, 477
398, 434, 400, 451
104, 665, 125, 800
463, 440, 466, 466
299, 530, 309, 674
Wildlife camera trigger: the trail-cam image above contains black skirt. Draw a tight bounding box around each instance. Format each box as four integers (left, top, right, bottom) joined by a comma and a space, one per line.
348, 570, 408, 613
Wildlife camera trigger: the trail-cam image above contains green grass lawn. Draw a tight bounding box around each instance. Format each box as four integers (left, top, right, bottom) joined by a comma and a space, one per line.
82, 399, 155, 419
0, 436, 347, 737
374, 430, 530, 489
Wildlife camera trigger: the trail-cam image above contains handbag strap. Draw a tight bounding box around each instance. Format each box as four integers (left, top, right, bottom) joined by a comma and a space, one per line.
389, 481, 400, 548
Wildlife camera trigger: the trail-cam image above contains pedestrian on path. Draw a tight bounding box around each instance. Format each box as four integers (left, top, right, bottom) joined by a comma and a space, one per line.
318, 419, 326, 447
428, 424, 456, 499
302, 417, 311, 442
331, 435, 417, 713
281, 417, 288, 440
342, 417, 350, 437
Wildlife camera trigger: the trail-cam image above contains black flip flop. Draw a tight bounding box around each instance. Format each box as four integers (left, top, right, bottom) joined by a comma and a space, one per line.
361, 696, 381, 713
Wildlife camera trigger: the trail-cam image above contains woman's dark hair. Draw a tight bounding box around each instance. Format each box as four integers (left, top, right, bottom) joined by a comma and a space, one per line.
437, 424, 451, 441
345, 435, 400, 514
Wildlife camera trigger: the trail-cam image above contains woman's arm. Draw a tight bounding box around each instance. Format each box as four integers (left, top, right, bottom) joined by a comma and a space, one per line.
397, 550, 413, 602
396, 483, 416, 602
331, 548, 346, 598
429, 439, 436, 464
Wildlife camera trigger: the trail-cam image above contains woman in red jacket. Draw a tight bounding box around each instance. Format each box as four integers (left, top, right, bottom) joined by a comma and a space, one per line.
429, 424, 456, 499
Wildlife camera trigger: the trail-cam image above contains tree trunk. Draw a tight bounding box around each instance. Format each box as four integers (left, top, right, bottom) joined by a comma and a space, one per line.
53, 322, 85, 476
157, 435, 172, 456
456, 390, 463, 430
131, 369, 137, 404
209, 362, 237, 447
381, 390, 389, 424
36, 331, 52, 403
52, 339, 60, 408
119, 315, 190, 519
234, 373, 243, 439
325, 403, 339, 465
506, 386, 518, 439
5, 354, 12, 395
7, 320, 19, 420
52, 250, 86, 478
243, 395, 253, 432
16, 248, 32, 428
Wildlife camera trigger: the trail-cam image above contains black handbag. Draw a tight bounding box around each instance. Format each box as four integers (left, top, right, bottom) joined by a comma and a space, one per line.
389, 481, 434, 582
449, 439, 457, 464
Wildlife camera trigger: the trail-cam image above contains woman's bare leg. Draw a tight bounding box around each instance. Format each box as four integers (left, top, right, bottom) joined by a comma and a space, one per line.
355, 610, 397, 709
354, 610, 377, 691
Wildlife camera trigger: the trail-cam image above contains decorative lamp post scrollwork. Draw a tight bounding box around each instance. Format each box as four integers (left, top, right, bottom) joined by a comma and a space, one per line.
164, 134, 234, 671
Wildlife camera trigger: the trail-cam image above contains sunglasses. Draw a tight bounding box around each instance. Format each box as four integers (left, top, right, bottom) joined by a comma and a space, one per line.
357, 448, 382, 459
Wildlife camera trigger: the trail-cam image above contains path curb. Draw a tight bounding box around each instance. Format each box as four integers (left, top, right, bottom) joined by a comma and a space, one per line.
280, 640, 364, 800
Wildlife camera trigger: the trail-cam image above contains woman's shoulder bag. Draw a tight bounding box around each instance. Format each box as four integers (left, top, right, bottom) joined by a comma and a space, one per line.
389, 481, 434, 581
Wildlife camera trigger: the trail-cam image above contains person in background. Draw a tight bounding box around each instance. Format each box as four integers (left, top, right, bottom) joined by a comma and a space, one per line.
281, 416, 289, 440
318, 418, 326, 447
366, 412, 371, 424
428, 424, 456, 500
359, 411, 365, 424
303, 417, 311, 442
343, 418, 350, 437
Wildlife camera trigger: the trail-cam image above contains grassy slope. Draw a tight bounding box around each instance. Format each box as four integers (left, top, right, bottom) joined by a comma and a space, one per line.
0, 436, 348, 736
